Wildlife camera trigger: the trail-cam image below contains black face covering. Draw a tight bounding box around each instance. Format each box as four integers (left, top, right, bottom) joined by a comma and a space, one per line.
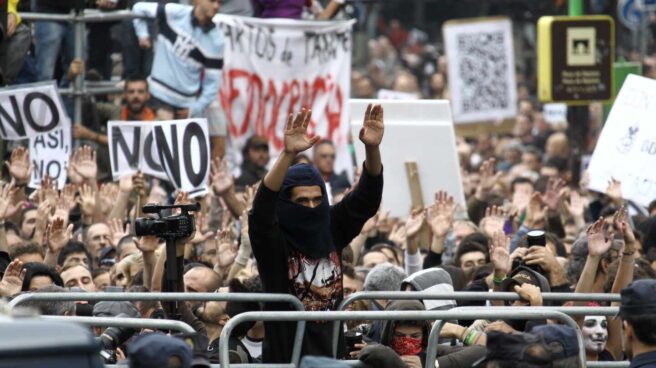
276, 164, 334, 259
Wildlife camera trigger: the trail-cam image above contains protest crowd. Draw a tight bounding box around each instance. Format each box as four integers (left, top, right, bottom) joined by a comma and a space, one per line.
2, 0, 656, 367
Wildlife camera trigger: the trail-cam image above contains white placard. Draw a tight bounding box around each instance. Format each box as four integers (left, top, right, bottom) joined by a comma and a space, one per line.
377, 89, 419, 100
350, 99, 465, 217
543, 103, 568, 124
215, 15, 354, 179
0, 82, 68, 140
153, 119, 211, 197
587, 74, 656, 207
443, 17, 517, 124
28, 128, 71, 190
108, 121, 169, 182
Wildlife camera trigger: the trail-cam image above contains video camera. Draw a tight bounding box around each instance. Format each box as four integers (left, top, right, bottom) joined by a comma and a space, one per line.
134, 203, 200, 239
135, 202, 201, 319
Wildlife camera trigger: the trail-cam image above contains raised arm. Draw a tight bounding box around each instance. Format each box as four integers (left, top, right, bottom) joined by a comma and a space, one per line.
607, 207, 635, 360
131, 2, 159, 43
360, 104, 384, 176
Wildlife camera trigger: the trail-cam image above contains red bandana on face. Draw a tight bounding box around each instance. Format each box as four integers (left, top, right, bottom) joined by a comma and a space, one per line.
391, 336, 422, 356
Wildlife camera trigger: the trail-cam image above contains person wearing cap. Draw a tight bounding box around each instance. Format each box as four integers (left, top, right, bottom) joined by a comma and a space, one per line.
236, 136, 270, 192
127, 332, 193, 368
620, 279, 656, 367
249, 106, 384, 362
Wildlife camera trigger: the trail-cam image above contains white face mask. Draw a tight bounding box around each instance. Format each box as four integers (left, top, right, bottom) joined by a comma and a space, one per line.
582, 316, 608, 353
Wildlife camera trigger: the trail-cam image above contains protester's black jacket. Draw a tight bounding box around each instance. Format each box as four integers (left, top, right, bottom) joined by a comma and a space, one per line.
249, 164, 382, 363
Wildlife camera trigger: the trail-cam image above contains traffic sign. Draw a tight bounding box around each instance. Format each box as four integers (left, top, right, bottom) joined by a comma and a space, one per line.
538, 15, 614, 104
618, 0, 656, 30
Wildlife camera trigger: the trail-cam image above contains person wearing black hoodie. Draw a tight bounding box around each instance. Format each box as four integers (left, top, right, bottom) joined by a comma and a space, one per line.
249, 106, 384, 363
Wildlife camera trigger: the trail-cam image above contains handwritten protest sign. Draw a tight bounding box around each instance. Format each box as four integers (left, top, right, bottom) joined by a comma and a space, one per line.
108, 121, 168, 181
109, 119, 210, 197
215, 15, 354, 177
28, 128, 71, 190
587, 74, 656, 207
0, 82, 67, 140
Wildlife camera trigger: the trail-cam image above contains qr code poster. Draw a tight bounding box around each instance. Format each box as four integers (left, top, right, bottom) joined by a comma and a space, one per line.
443, 17, 518, 124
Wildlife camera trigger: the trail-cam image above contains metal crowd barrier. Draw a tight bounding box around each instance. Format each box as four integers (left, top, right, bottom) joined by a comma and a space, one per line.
333, 291, 621, 358
220, 308, 586, 368
19, 10, 145, 125
11, 292, 306, 367
40, 315, 194, 333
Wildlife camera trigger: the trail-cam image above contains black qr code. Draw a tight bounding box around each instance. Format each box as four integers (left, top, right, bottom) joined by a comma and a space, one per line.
456, 31, 510, 113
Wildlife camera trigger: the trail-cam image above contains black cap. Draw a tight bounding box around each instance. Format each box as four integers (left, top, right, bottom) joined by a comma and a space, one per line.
619, 279, 656, 320
501, 265, 551, 293
485, 331, 553, 364
531, 324, 579, 360
174, 333, 210, 368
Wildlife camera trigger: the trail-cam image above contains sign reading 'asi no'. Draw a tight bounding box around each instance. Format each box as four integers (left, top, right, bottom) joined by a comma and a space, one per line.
538, 15, 614, 104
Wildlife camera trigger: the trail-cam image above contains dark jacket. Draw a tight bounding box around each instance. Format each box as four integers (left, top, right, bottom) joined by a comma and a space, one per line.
249, 165, 383, 363
236, 160, 267, 192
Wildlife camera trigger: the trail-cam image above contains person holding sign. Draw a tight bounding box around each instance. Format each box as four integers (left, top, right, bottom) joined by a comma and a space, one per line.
249, 105, 384, 362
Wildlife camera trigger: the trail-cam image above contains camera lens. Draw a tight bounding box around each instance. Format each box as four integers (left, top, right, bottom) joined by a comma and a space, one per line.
527, 230, 546, 247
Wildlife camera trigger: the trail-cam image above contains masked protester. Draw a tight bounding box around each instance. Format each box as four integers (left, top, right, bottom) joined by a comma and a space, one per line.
249, 106, 384, 362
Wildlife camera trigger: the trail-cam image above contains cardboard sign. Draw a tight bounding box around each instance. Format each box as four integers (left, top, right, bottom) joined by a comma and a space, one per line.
215, 14, 354, 179
0, 82, 68, 140
587, 74, 656, 207
108, 121, 169, 182
350, 99, 465, 217
443, 17, 517, 124
153, 119, 211, 197
28, 128, 71, 190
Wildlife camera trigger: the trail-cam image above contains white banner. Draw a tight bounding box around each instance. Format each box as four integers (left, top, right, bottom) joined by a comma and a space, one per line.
215, 15, 354, 178
107, 121, 169, 182
153, 119, 211, 197
443, 17, 517, 124
587, 74, 656, 207
350, 100, 465, 218
28, 128, 71, 190
0, 82, 68, 140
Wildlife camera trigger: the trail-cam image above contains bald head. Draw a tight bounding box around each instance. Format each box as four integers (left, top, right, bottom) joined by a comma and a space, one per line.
184, 266, 222, 293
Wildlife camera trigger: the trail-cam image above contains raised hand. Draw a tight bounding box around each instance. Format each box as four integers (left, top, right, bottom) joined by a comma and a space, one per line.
524, 192, 548, 229
51, 195, 71, 227
476, 158, 502, 200
38, 175, 59, 205
135, 235, 159, 253
284, 108, 320, 154
513, 283, 543, 306
46, 217, 74, 253
0, 181, 22, 220
490, 231, 511, 277
360, 212, 379, 235
210, 157, 234, 196
77, 183, 97, 217
0, 260, 26, 297
67, 150, 83, 185
613, 206, 636, 253
61, 184, 77, 211
388, 223, 408, 247
587, 217, 613, 258
427, 190, 455, 238
119, 173, 134, 193
108, 218, 130, 247
359, 104, 384, 147
564, 189, 585, 220
606, 177, 623, 205
482, 205, 507, 237
404, 208, 426, 239
216, 229, 238, 268
5, 147, 34, 185
542, 177, 567, 211
98, 183, 119, 216
73, 145, 98, 181
240, 184, 256, 212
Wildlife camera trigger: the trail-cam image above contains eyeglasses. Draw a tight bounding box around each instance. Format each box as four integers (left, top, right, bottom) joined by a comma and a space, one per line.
319, 154, 335, 159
